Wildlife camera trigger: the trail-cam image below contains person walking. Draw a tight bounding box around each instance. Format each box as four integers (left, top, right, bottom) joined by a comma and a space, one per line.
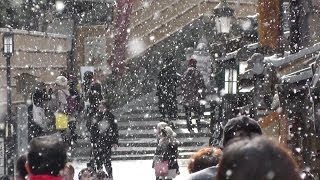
181, 59, 206, 132
156, 59, 180, 127
90, 100, 119, 179
54, 76, 71, 143
153, 126, 180, 180
86, 74, 104, 136
30, 86, 47, 138
67, 75, 82, 144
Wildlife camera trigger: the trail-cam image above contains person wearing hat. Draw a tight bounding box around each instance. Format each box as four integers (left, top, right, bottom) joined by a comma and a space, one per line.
183, 115, 262, 180
153, 126, 180, 180
180, 58, 206, 132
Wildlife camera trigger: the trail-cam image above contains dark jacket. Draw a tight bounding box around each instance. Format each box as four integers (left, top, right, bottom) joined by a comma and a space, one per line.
91, 110, 119, 147
181, 67, 206, 106
156, 65, 180, 100
153, 140, 179, 170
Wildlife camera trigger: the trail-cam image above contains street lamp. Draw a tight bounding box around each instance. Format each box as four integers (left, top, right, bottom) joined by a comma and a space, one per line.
2, 31, 14, 175
213, 0, 234, 56
213, 0, 234, 34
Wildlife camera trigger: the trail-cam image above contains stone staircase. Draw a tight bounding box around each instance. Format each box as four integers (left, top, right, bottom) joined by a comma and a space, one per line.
125, 0, 257, 60
71, 91, 212, 161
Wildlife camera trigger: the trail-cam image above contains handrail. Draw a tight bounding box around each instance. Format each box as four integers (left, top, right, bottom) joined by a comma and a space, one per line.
125, 2, 205, 62
125, 0, 257, 61
131, 0, 256, 31
130, 0, 200, 38
130, 0, 182, 30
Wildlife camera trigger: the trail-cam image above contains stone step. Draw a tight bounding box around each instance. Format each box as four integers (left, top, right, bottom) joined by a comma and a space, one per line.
118, 128, 210, 139
119, 114, 212, 122
72, 151, 195, 161
75, 137, 209, 148
71, 145, 205, 158
122, 106, 212, 115
118, 119, 210, 130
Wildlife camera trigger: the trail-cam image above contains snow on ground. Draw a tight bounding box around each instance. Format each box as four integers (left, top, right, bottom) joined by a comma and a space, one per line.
72, 159, 191, 180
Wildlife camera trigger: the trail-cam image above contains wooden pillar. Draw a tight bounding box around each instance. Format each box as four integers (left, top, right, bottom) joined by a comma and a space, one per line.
257, 0, 282, 54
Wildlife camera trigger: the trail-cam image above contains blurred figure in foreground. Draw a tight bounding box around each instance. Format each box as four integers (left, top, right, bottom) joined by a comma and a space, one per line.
78, 168, 96, 180
61, 162, 75, 180
26, 135, 67, 180
217, 136, 301, 180
188, 147, 222, 174
16, 154, 28, 180
184, 116, 262, 180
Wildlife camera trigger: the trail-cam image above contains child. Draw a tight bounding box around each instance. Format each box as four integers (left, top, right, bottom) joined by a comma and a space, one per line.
153, 126, 180, 180
156, 122, 168, 143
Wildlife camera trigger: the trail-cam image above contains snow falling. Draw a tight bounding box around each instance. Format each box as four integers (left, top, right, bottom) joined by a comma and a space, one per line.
0, 0, 319, 179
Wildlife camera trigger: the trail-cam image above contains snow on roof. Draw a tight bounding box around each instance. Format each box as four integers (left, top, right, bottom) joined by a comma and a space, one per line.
0, 28, 68, 39
281, 67, 313, 84
265, 42, 320, 67
216, 49, 239, 62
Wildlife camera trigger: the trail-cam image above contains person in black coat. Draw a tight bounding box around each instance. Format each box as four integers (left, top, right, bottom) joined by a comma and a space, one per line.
181, 59, 206, 132
86, 80, 104, 142
156, 59, 180, 125
90, 100, 119, 178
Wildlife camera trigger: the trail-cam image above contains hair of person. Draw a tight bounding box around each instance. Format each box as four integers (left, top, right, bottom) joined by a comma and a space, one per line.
222, 115, 262, 146
217, 136, 301, 180
188, 147, 223, 173
27, 135, 67, 176
16, 154, 28, 179
78, 167, 95, 180
65, 162, 75, 175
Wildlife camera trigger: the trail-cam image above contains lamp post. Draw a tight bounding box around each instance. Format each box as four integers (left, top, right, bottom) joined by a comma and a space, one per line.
213, 0, 237, 121
213, 0, 234, 56
2, 31, 14, 175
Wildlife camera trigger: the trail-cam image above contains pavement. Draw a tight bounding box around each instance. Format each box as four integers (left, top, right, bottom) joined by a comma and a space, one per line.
72, 159, 191, 180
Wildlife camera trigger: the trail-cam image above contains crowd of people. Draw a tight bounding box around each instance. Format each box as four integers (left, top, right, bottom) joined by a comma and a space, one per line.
7, 115, 312, 180
152, 116, 313, 180
25, 70, 119, 179
10, 58, 313, 180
